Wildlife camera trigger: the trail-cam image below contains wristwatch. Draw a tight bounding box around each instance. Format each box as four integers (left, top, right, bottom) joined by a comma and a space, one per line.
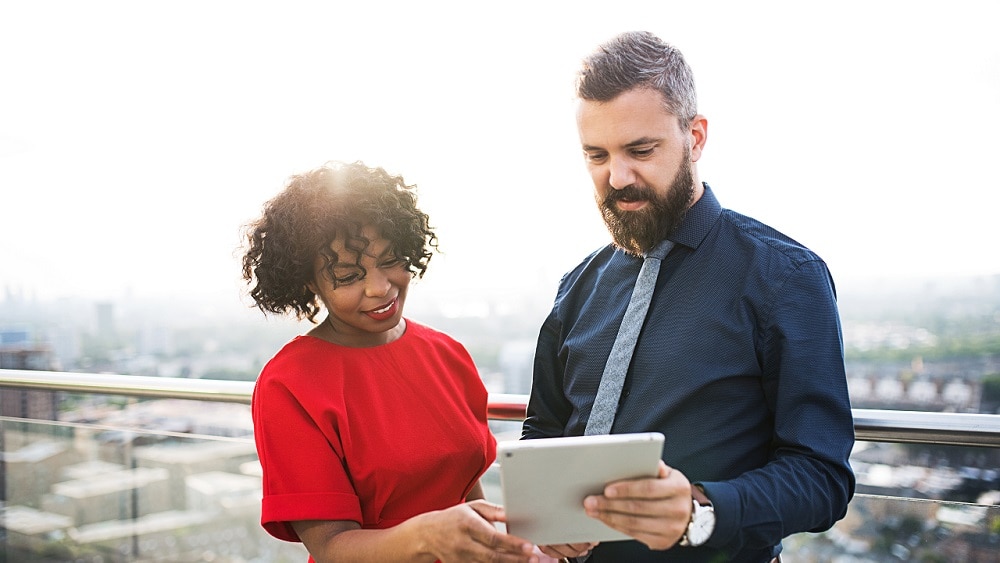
679, 497, 715, 547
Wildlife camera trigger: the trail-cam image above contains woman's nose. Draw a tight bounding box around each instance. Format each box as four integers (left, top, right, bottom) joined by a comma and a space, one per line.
364, 270, 391, 298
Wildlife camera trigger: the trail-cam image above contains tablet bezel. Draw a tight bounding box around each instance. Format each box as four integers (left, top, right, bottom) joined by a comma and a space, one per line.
497, 432, 665, 545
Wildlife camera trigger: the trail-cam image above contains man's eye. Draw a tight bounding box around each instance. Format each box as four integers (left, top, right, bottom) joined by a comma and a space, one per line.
631, 147, 654, 157
585, 152, 607, 163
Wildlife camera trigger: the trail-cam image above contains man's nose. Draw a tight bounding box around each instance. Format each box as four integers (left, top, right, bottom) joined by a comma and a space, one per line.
608, 157, 635, 190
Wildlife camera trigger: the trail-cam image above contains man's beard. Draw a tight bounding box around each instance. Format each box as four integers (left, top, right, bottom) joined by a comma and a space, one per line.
598, 156, 695, 255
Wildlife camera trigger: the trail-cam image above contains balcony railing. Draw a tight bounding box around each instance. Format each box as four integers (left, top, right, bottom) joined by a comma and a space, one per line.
2, 368, 999, 562
4, 368, 999, 446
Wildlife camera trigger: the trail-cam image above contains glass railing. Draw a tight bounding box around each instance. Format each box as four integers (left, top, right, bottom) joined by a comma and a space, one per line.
1, 415, 310, 562
2, 369, 999, 562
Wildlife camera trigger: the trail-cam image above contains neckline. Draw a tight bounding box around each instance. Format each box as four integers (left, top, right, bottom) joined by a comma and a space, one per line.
303, 317, 409, 349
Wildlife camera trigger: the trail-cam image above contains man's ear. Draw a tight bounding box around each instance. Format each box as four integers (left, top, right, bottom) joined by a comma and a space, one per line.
689, 115, 708, 162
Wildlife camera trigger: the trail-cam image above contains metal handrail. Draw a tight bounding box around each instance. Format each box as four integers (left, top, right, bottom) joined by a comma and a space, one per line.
2, 369, 999, 447
0, 369, 254, 403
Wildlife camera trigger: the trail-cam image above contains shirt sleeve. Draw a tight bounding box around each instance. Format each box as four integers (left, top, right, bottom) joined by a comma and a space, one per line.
699, 259, 856, 550
253, 371, 362, 542
523, 310, 574, 439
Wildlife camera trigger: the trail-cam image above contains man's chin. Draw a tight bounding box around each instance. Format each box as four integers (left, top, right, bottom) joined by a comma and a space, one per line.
607, 232, 647, 256
614, 242, 645, 256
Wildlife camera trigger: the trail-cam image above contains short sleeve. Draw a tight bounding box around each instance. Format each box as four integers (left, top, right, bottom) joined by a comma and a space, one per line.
252, 370, 361, 542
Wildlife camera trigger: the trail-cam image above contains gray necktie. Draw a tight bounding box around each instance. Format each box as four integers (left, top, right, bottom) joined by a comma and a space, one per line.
584, 239, 674, 436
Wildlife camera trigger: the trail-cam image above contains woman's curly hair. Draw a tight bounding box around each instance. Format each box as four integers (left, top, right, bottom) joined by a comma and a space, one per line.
241, 161, 438, 322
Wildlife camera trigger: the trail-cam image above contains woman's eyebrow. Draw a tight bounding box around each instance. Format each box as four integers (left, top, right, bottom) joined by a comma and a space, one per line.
349, 244, 397, 262
377, 243, 400, 258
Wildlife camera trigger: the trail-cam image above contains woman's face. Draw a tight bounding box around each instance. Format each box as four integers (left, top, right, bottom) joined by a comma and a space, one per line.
308, 226, 411, 347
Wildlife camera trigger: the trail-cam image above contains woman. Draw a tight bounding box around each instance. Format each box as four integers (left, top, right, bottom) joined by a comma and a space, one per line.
241, 161, 539, 563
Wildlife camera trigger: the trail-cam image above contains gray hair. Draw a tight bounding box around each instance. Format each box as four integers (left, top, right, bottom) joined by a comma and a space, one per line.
576, 31, 697, 127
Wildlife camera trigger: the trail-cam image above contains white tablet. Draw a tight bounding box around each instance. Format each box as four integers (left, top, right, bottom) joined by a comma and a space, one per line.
497, 432, 665, 545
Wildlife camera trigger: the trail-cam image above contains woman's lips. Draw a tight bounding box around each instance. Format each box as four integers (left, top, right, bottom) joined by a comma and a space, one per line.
365, 297, 398, 321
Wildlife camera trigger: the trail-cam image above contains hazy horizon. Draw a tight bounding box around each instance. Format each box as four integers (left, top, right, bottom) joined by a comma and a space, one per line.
3, 1, 999, 306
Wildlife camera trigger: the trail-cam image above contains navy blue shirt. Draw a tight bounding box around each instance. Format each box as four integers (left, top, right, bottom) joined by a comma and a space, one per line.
523, 185, 856, 562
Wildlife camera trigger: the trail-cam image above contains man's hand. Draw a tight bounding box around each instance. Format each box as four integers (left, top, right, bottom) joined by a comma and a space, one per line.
582, 461, 693, 550
535, 540, 598, 560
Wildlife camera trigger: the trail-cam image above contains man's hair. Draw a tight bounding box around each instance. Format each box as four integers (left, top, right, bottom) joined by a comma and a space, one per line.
576, 31, 697, 127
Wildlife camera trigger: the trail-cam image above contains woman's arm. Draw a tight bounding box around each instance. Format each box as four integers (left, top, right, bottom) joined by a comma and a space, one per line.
291, 501, 539, 563
467, 480, 486, 501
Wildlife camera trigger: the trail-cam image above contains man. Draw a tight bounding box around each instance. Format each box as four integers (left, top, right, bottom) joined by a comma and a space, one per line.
522, 31, 856, 563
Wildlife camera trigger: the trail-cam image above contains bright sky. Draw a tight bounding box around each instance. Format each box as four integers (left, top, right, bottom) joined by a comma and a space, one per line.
2, 1, 998, 307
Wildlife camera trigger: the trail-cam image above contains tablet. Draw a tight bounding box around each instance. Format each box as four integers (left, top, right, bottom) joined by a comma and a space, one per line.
497, 432, 665, 545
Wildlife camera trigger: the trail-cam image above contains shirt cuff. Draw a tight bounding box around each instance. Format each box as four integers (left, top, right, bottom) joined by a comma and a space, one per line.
695, 480, 740, 547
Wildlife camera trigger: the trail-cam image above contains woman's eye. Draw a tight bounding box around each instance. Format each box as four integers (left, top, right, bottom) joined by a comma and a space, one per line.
380, 257, 405, 268
332, 268, 363, 285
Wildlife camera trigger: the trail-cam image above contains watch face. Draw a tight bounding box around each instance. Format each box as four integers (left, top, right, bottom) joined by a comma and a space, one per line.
688, 506, 716, 545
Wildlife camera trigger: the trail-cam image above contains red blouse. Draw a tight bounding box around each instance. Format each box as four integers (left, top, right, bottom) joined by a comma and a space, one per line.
252, 320, 497, 543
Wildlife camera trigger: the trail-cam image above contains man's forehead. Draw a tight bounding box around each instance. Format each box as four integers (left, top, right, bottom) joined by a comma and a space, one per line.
576, 88, 674, 112
578, 105, 678, 147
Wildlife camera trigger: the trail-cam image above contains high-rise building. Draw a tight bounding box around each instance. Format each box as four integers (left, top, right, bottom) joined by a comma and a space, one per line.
0, 337, 59, 420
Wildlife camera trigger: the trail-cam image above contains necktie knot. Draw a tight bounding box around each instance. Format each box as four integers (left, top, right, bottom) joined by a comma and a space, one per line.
644, 239, 674, 261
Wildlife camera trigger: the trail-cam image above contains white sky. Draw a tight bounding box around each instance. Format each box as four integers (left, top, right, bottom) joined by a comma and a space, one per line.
2, 1, 999, 307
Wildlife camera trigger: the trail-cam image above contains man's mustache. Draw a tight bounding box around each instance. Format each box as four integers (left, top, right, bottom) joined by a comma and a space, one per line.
604, 185, 653, 204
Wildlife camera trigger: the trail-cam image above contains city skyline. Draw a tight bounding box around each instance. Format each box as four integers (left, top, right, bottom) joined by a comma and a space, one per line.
2, 1, 999, 305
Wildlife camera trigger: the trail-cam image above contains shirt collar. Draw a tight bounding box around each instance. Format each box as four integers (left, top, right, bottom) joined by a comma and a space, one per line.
668, 182, 722, 251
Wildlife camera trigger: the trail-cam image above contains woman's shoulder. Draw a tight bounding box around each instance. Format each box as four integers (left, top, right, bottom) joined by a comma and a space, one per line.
265, 334, 325, 361
256, 335, 340, 383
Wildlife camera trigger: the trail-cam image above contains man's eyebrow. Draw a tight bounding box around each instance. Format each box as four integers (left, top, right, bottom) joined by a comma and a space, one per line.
582, 137, 661, 152
624, 136, 661, 148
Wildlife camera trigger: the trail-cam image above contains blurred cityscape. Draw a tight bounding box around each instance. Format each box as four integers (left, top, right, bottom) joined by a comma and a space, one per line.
2, 274, 999, 561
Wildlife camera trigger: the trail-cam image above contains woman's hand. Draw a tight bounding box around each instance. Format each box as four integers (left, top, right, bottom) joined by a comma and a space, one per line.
418, 500, 539, 562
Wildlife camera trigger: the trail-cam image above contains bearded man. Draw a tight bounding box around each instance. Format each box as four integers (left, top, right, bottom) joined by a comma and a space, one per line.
521, 31, 856, 563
